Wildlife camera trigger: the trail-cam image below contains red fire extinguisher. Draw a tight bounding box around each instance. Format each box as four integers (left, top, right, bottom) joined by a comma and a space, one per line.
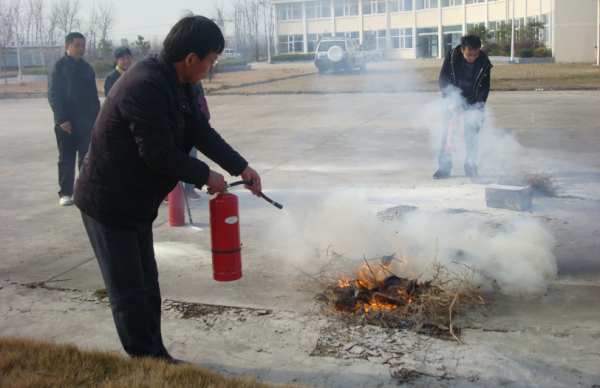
208, 181, 282, 282
209, 190, 242, 282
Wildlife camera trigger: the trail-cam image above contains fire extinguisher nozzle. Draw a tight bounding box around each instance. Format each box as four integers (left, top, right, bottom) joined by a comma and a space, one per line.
260, 192, 283, 209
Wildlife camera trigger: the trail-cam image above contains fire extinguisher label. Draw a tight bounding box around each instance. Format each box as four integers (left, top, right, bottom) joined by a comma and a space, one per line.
225, 216, 238, 224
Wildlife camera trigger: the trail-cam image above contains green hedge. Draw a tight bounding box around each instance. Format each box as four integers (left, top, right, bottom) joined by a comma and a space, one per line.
217, 59, 247, 68
270, 53, 315, 61
21, 67, 50, 75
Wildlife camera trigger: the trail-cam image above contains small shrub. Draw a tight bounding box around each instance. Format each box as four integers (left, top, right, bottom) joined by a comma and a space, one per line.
518, 48, 534, 58
501, 43, 511, 55
90, 60, 114, 80
270, 53, 315, 61
533, 47, 552, 58
481, 42, 499, 54
515, 39, 543, 51
21, 66, 50, 75
217, 59, 247, 68
488, 48, 502, 56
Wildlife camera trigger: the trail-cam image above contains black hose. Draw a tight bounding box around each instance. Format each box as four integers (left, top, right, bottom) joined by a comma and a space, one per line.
207, 180, 283, 210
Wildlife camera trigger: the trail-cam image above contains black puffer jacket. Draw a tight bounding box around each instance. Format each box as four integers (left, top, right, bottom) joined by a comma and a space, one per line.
103, 68, 121, 97
48, 53, 101, 129
439, 45, 492, 107
74, 53, 248, 231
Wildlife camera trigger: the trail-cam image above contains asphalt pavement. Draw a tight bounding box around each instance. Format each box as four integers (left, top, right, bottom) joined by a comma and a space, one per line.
0, 91, 598, 387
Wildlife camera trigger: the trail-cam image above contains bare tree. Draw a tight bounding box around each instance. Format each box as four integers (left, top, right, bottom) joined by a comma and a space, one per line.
45, 0, 58, 45
233, 0, 261, 60
54, 0, 82, 37
83, 2, 99, 61
260, 0, 274, 62
28, 0, 45, 46
0, 0, 18, 83
97, 1, 116, 42
212, 0, 226, 35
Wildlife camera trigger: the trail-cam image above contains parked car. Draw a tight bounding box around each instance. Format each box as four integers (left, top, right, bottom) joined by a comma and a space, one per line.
315, 37, 366, 75
224, 49, 241, 59
359, 45, 382, 62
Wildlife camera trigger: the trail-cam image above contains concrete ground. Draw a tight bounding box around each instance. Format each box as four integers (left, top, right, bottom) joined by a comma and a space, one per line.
0, 91, 599, 387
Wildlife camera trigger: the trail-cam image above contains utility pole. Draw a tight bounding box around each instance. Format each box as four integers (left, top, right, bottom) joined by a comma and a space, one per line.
510, 0, 515, 62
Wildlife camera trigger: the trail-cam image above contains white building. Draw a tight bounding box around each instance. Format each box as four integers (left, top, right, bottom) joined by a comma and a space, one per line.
272, 0, 599, 63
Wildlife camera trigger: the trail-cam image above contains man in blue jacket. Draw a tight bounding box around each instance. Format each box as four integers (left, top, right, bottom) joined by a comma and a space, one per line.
48, 32, 100, 205
434, 35, 492, 179
74, 15, 261, 363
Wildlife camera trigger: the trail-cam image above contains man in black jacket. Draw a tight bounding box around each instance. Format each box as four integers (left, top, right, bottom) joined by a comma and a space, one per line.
73, 15, 261, 363
104, 46, 133, 97
434, 35, 492, 179
48, 32, 101, 205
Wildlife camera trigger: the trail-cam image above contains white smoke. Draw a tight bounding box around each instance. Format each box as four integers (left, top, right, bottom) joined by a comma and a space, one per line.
266, 190, 557, 295
411, 85, 525, 175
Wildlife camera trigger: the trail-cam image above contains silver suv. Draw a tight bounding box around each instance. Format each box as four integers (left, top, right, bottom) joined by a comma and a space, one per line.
315, 37, 366, 75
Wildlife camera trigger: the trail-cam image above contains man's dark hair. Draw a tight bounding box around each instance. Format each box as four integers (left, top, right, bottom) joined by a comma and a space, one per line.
162, 15, 225, 62
65, 32, 85, 45
114, 46, 133, 59
461, 35, 482, 50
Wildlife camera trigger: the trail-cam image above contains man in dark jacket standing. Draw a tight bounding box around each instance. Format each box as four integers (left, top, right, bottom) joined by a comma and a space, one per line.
434, 35, 492, 179
74, 15, 261, 363
48, 32, 101, 205
104, 46, 133, 96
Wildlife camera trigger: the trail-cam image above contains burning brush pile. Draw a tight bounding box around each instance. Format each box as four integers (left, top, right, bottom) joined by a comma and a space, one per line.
299, 247, 486, 341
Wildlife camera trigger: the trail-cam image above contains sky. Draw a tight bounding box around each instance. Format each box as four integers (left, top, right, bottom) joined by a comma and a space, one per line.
108, 0, 235, 43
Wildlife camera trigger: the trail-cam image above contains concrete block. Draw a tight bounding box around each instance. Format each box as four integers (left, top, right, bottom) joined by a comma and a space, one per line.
485, 184, 532, 211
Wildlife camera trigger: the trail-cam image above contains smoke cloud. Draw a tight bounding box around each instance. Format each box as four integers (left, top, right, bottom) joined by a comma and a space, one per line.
266, 190, 557, 295
412, 85, 525, 175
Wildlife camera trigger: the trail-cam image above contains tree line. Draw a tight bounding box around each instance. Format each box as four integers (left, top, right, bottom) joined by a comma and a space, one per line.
215, 0, 275, 61
0, 0, 119, 61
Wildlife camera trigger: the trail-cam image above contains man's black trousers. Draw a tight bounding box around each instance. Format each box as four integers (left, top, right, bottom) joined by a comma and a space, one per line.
437, 110, 483, 173
81, 212, 171, 359
54, 125, 92, 197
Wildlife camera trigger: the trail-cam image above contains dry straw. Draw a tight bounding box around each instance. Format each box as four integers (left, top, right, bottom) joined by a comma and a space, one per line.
297, 244, 487, 342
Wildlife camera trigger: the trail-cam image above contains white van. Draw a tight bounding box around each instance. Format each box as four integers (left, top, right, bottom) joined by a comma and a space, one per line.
224, 49, 241, 59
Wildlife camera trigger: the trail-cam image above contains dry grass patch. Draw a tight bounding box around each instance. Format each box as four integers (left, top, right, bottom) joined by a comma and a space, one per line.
0, 336, 299, 388
0, 80, 105, 95
211, 63, 600, 95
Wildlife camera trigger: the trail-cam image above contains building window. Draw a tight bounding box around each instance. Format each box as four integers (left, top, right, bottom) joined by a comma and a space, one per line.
277, 3, 303, 21
306, 1, 332, 19
466, 0, 485, 4
334, 0, 359, 16
442, 0, 462, 6
362, 0, 387, 14
389, 0, 413, 12
278, 34, 304, 53
341, 31, 360, 39
391, 28, 413, 49
307, 33, 332, 52
416, 0, 438, 9
488, 20, 504, 40
363, 30, 387, 49
443, 25, 461, 56
466, 22, 485, 32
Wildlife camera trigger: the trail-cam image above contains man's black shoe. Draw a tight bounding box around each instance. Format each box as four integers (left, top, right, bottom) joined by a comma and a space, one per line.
464, 165, 479, 178
433, 170, 450, 179
167, 357, 191, 365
